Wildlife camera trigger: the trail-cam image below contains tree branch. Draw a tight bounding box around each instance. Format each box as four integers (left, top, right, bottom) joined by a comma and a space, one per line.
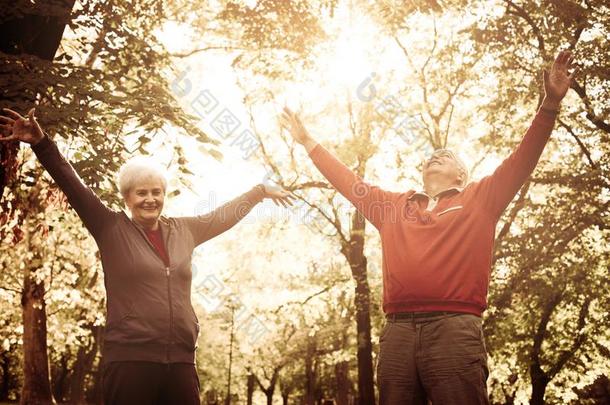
505, 0, 546, 56
493, 180, 531, 265
170, 45, 251, 58
557, 118, 596, 169
570, 81, 610, 134
273, 280, 349, 314
531, 292, 562, 366
547, 296, 591, 378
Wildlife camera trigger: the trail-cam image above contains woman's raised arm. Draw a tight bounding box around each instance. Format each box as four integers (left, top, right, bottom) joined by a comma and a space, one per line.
0, 108, 115, 239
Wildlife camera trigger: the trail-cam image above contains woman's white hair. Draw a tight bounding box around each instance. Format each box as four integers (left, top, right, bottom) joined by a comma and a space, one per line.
118, 157, 168, 198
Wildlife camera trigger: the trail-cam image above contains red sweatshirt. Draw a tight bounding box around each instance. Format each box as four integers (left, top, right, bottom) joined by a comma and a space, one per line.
308, 108, 557, 316
144, 227, 170, 267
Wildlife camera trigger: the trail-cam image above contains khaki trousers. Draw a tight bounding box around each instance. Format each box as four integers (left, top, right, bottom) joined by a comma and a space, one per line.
377, 312, 489, 405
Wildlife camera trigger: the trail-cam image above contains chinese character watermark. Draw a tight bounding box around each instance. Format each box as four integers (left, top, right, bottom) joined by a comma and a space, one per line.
171, 67, 261, 160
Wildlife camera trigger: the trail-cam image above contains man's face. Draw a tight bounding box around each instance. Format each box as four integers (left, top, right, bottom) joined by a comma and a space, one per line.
124, 178, 165, 226
422, 149, 464, 187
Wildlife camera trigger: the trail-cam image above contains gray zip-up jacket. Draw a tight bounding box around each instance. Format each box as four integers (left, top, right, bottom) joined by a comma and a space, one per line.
33, 136, 265, 364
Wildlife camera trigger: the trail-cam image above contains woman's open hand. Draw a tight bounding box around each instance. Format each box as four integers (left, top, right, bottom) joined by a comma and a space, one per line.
263, 184, 296, 208
0, 108, 45, 145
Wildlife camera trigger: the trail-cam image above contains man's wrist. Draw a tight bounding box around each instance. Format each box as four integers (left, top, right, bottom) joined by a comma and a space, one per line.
302, 138, 318, 154
540, 97, 561, 113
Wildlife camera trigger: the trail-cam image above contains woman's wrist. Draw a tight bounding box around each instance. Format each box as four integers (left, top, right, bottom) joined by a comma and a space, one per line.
31, 135, 45, 146
254, 183, 266, 197
29, 131, 47, 147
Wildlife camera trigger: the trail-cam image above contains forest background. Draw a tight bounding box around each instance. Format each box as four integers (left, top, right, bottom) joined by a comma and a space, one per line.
0, 0, 608, 404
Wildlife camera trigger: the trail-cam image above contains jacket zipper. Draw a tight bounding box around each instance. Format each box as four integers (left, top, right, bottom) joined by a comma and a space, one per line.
166, 265, 173, 363
126, 216, 174, 363
165, 226, 173, 364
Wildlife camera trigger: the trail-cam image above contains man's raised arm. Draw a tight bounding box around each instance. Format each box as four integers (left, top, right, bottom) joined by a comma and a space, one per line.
280, 107, 398, 229
475, 50, 577, 219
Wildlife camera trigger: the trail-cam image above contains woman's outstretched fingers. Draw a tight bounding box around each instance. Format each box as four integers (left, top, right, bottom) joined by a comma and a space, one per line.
0, 107, 45, 144
2, 108, 23, 120
0, 112, 15, 140
0, 123, 11, 134
0, 132, 17, 142
27, 108, 43, 134
0, 115, 14, 123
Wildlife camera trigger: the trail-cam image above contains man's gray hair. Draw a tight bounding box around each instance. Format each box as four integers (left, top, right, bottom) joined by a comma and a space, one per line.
451, 151, 469, 186
432, 148, 469, 186
118, 157, 168, 198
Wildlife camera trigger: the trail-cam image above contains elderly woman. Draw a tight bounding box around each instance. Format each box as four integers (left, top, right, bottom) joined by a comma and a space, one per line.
0, 108, 293, 405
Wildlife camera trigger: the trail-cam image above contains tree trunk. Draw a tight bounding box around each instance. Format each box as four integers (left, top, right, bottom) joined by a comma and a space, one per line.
87, 326, 104, 405
255, 370, 279, 405
51, 353, 70, 403
246, 372, 254, 405
0, 351, 12, 401
279, 377, 292, 405
530, 363, 549, 405
69, 326, 99, 405
305, 337, 316, 405
335, 360, 350, 405
21, 263, 54, 405
353, 267, 374, 405
341, 211, 375, 405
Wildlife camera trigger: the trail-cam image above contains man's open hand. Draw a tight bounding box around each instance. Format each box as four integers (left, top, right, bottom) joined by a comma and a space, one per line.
543, 50, 577, 109
280, 107, 313, 145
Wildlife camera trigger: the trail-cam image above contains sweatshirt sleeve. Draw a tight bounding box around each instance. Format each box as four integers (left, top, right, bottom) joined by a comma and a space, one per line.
31, 136, 116, 238
308, 144, 399, 229
474, 108, 557, 220
180, 185, 265, 246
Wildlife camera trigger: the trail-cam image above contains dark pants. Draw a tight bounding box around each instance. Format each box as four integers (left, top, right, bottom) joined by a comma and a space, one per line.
102, 361, 201, 405
377, 313, 489, 405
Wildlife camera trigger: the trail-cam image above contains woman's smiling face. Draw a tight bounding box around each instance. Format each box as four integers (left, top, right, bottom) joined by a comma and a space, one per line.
124, 177, 165, 228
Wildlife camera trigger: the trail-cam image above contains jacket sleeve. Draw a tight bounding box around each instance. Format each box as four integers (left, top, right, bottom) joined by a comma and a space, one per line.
308, 144, 399, 229
31, 136, 116, 238
473, 108, 557, 220
180, 185, 265, 246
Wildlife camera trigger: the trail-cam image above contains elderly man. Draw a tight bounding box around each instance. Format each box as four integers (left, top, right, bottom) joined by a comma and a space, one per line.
0, 108, 293, 405
280, 50, 576, 404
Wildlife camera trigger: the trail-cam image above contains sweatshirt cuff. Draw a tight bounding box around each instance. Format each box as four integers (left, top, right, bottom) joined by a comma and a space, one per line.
307, 143, 322, 159
537, 106, 559, 122
31, 135, 53, 155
